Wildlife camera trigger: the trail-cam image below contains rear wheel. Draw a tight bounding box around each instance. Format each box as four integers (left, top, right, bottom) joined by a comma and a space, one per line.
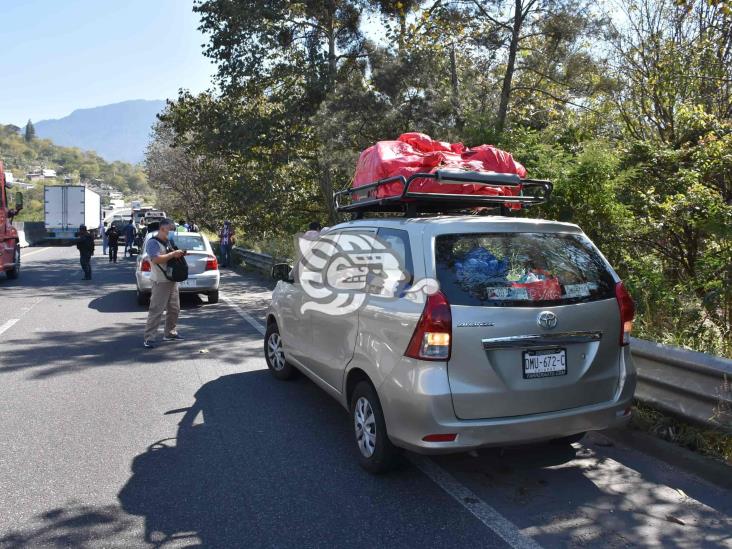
264, 322, 296, 380
6, 246, 19, 279
207, 290, 219, 304
351, 381, 399, 474
137, 288, 150, 306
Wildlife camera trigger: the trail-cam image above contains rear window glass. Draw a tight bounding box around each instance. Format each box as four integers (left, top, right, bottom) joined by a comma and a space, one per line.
171, 235, 206, 251
435, 233, 615, 307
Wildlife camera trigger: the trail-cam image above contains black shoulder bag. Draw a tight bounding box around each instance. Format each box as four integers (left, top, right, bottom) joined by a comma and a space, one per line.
153, 237, 189, 282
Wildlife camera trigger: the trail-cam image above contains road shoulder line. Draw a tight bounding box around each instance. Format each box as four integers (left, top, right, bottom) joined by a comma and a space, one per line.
0, 318, 19, 336
222, 293, 266, 335
409, 455, 543, 549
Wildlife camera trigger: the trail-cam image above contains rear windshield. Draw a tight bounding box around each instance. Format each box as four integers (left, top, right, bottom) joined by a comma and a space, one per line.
171, 235, 206, 251
435, 232, 615, 307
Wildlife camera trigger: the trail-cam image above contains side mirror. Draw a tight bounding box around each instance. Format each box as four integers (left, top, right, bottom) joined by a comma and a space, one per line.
14, 192, 23, 212
272, 262, 293, 283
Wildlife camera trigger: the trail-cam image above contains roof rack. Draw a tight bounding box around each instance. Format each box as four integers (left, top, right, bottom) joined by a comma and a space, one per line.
334, 170, 553, 217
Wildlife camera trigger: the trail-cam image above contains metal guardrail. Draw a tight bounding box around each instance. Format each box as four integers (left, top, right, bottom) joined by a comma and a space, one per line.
631, 337, 732, 433
228, 245, 732, 433
231, 246, 276, 274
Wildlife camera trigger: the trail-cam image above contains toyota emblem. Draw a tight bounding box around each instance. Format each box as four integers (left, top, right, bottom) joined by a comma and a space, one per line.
537, 311, 558, 329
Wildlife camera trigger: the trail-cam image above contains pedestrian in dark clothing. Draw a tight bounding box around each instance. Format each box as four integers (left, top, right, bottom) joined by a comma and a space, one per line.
123, 221, 136, 257
76, 225, 95, 280
106, 225, 121, 263
218, 221, 235, 268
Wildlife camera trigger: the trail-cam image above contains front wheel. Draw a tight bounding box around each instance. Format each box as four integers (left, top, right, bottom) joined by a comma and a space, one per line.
6, 246, 19, 279
351, 381, 399, 474
264, 323, 296, 380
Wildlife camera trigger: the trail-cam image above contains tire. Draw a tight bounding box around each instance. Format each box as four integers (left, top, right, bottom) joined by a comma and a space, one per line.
207, 290, 219, 304
551, 432, 586, 445
137, 288, 150, 306
351, 381, 399, 474
264, 322, 296, 380
6, 246, 19, 279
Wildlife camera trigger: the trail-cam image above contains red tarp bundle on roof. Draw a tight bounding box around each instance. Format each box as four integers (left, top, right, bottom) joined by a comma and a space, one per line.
352, 132, 527, 207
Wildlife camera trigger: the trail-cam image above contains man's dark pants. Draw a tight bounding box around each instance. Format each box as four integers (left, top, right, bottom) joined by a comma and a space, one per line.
221, 244, 232, 267
80, 253, 92, 279
109, 244, 118, 263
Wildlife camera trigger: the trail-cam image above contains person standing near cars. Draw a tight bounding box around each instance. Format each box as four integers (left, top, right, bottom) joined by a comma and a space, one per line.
219, 220, 235, 268
106, 224, 121, 263
76, 225, 95, 280
101, 221, 108, 256
123, 220, 136, 257
143, 219, 185, 348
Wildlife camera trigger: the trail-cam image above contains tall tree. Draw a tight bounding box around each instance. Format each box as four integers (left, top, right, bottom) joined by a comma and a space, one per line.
462, 0, 608, 134
609, 0, 732, 146
24, 119, 35, 142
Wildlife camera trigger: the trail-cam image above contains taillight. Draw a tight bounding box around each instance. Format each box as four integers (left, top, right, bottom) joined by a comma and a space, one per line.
141, 259, 151, 272
615, 281, 635, 346
205, 255, 218, 271
405, 291, 452, 360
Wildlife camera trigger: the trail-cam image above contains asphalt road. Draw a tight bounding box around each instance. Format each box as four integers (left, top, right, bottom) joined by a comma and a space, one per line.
0, 246, 730, 548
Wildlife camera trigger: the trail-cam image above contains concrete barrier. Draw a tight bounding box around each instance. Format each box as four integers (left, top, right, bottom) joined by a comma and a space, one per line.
16, 230, 29, 247
13, 221, 47, 245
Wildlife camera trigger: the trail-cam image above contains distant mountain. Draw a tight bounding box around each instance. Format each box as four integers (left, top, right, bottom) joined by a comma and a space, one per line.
34, 99, 166, 164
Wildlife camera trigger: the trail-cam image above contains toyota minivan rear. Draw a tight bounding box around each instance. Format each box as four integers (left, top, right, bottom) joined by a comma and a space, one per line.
431, 227, 633, 422
371, 218, 635, 456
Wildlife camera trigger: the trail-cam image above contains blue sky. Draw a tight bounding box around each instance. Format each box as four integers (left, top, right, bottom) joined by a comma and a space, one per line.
0, 0, 215, 126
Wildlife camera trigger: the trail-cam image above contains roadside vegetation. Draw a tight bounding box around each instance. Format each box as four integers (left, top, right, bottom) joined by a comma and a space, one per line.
632, 401, 732, 464
0, 124, 153, 222
144, 0, 731, 357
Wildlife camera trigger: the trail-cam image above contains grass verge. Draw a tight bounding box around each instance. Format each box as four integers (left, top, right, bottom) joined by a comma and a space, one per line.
630, 400, 732, 465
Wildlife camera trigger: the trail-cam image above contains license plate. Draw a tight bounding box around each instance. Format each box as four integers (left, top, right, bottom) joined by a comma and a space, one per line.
179, 279, 196, 288
523, 348, 567, 379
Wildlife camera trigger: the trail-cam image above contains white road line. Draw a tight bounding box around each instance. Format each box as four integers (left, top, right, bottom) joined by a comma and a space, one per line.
409, 455, 544, 549
0, 319, 20, 336
20, 247, 50, 259
222, 294, 266, 335
222, 293, 542, 549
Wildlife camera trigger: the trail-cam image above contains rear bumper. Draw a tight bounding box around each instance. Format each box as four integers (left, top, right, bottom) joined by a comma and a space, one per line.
378, 352, 636, 455
136, 271, 220, 293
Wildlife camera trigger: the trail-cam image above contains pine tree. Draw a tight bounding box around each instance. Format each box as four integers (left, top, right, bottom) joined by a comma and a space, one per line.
24, 119, 35, 142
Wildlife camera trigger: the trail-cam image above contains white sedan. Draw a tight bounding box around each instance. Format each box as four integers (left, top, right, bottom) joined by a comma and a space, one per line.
135, 231, 220, 306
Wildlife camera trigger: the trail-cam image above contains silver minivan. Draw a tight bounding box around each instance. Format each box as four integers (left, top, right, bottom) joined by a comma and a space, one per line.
265, 173, 636, 473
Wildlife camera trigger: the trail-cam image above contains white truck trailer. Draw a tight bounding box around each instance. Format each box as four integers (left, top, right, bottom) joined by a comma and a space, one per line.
44, 185, 102, 240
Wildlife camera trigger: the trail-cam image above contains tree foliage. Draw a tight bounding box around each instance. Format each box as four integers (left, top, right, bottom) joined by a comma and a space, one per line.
145, 0, 732, 355
24, 119, 35, 142
0, 125, 152, 221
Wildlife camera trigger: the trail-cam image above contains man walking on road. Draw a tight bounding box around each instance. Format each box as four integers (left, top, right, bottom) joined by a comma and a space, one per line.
123, 220, 136, 257
143, 219, 185, 348
106, 224, 121, 263
76, 225, 95, 280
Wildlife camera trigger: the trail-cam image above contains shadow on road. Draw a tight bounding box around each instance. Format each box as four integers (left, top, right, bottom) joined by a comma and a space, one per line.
0, 295, 261, 379
115, 371, 504, 548
0, 504, 137, 548
2, 369, 730, 547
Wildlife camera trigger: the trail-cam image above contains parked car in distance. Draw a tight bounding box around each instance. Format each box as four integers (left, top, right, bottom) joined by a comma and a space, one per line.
135, 231, 220, 306
265, 215, 636, 473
